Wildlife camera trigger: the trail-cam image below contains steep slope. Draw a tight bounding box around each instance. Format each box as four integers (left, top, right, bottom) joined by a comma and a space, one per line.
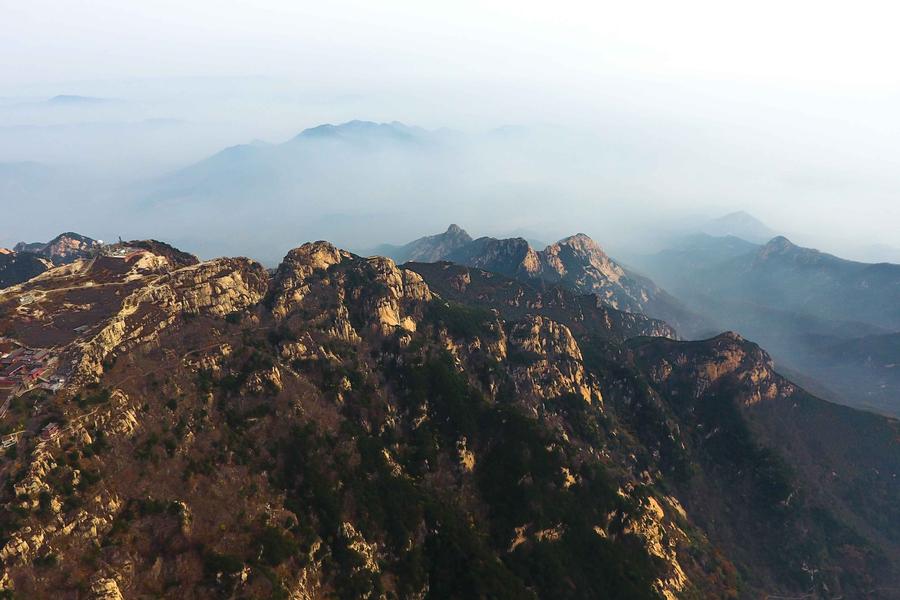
628, 233, 760, 290
633, 234, 900, 415
697, 236, 900, 331
796, 331, 900, 415
406, 261, 676, 342
626, 333, 900, 595
0, 252, 52, 289
436, 231, 710, 336
0, 240, 896, 599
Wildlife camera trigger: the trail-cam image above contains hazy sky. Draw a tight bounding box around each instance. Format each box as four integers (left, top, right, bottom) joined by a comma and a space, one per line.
1, 1, 899, 257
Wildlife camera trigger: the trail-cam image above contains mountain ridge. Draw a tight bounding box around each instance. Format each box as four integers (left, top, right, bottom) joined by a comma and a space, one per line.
379, 225, 712, 337
0, 237, 895, 598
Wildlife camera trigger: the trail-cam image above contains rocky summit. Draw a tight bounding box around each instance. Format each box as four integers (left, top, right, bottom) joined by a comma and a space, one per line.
2, 233, 104, 291
0, 239, 897, 599
381, 226, 710, 336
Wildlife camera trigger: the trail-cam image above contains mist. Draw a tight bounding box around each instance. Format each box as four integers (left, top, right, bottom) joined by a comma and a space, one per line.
2, 1, 899, 264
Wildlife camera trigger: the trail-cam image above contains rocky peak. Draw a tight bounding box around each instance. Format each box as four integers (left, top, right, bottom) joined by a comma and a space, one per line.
755, 236, 832, 267
447, 236, 539, 276
542, 233, 623, 281
551, 233, 606, 256
15, 232, 101, 266
279, 241, 348, 275
445, 223, 467, 237
631, 331, 793, 406
127, 240, 199, 268
269, 243, 432, 336
0, 235, 896, 599
390, 224, 474, 263
759, 235, 796, 255
269, 242, 351, 319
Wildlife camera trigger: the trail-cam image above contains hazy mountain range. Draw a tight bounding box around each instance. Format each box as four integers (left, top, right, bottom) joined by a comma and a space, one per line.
2, 118, 899, 264
629, 232, 900, 415
372, 222, 900, 417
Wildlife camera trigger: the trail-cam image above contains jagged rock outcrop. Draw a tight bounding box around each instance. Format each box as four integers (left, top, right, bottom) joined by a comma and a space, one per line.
406, 261, 676, 341
270, 242, 431, 337
0, 238, 896, 600
372, 223, 473, 263
631, 331, 795, 406
507, 315, 601, 405
15, 232, 101, 265
391, 226, 709, 335
74, 257, 268, 381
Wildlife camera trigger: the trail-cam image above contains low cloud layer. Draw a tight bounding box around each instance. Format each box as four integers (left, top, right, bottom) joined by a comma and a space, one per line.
1, 2, 898, 263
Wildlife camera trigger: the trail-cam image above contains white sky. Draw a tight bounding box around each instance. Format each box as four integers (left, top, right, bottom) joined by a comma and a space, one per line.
1, 0, 899, 252
4, 0, 899, 88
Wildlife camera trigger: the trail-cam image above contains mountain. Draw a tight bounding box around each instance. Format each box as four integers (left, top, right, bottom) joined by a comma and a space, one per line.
46, 94, 112, 106
5, 95, 118, 109
0, 238, 896, 598
406, 261, 676, 342
14, 232, 101, 266
369, 224, 473, 263
630, 233, 760, 285
382, 227, 711, 337
797, 332, 900, 415
630, 234, 900, 415
0, 251, 52, 288
696, 236, 900, 331
148, 120, 436, 205
295, 120, 430, 144
700, 211, 777, 243
0, 233, 105, 290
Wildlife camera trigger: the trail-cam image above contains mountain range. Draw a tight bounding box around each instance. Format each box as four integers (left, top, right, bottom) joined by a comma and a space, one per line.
630, 232, 900, 415
0, 237, 897, 598
371, 225, 712, 337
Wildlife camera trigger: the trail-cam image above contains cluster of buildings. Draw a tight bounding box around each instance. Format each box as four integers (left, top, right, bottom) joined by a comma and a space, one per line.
101, 242, 147, 261
0, 339, 65, 418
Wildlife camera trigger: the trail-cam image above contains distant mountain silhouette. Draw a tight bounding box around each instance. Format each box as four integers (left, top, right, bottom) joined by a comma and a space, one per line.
12, 232, 101, 270
701, 211, 777, 243
369, 224, 473, 263
631, 233, 900, 415
47, 94, 112, 105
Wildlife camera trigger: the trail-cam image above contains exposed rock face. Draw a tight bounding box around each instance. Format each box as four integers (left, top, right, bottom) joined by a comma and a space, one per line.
538, 234, 634, 307
269, 241, 351, 320
507, 316, 600, 405
90, 577, 124, 600
406, 261, 676, 341
74, 257, 268, 381
392, 226, 709, 335
374, 223, 473, 263
0, 238, 896, 600
270, 241, 431, 337
631, 331, 795, 406
15, 232, 101, 266
446, 236, 541, 280
631, 232, 900, 415
126, 239, 200, 268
